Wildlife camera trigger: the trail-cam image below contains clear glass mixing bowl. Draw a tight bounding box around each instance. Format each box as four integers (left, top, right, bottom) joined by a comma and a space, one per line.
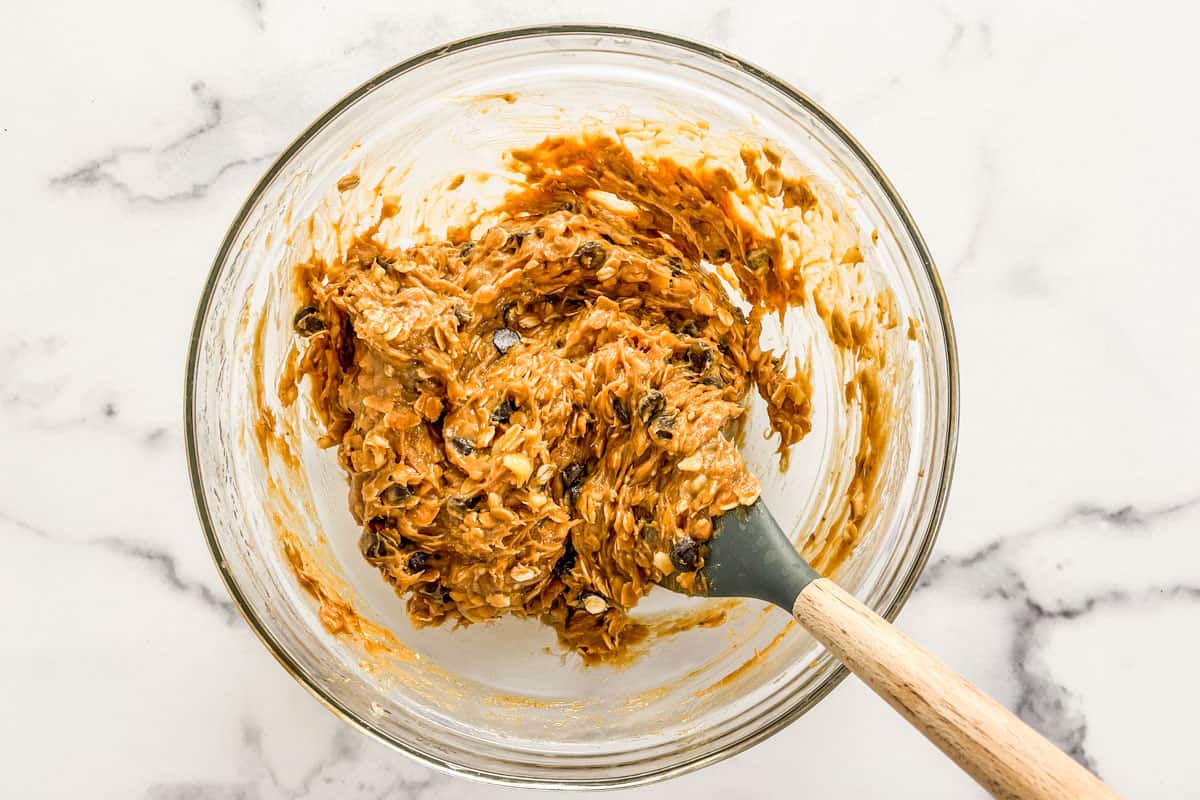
186, 26, 957, 788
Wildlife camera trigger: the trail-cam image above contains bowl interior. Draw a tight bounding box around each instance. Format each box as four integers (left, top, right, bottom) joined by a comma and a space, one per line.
187, 28, 955, 786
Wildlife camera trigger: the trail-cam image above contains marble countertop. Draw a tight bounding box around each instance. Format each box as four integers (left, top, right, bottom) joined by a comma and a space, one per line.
4, 1, 1198, 797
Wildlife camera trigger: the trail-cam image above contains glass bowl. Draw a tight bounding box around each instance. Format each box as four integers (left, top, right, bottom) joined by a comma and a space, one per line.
186, 25, 957, 789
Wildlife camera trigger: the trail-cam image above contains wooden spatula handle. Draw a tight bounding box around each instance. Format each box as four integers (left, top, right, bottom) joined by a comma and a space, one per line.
792, 578, 1119, 799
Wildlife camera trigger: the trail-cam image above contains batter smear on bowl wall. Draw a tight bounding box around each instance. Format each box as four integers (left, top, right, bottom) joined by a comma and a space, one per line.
283, 126, 896, 662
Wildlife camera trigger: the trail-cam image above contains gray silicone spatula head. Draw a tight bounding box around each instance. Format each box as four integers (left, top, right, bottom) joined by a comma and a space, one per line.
662, 500, 819, 610
656, 503, 1123, 799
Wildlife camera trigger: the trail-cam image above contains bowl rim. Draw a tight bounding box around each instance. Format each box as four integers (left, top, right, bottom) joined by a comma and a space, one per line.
185, 23, 959, 789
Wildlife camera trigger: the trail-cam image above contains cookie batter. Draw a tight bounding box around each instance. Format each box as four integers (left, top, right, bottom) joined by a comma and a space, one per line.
287, 131, 876, 661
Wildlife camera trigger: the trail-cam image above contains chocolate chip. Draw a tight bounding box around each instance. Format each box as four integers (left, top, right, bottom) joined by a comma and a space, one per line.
359, 530, 393, 561
640, 522, 661, 546
561, 463, 587, 504
573, 241, 608, 270
449, 493, 484, 513
379, 484, 411, 506
686, 342, 712, 373
453, 304, 472, 328
449, 436, 475, 456
367, 515, 390, 533
493, 327, 520, 355
420, 582, 452, 603
292, 306, 326, 336
670, 535, 702, 571
650, 414, 676, 440
407, 551, 430, 573
611, 395, 630, 424
636, 390, 666, 424
747, 248, 772, 272
458, 241, 476, 260
501, 231, 529, 254
554, 537, 577, 576
561, 462, 587, 488
491, 397, 519, 425
499, 301, 518, 326
667, 256, 684, 276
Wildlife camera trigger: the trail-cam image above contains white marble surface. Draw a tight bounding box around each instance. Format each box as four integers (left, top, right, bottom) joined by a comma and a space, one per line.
3, 1, 1199, 797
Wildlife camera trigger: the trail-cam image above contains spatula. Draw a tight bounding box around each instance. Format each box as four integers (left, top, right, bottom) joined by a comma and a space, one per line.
661, 501, 1120, 800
